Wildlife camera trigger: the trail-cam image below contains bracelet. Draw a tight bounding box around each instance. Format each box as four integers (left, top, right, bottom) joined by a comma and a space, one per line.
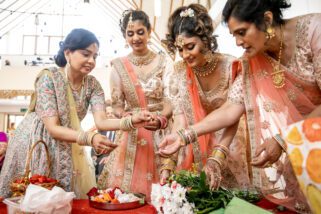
87, 132, 99, 147
120, 116, 136, 131
212, 149, 226, 159
76, 131, 92, 146
156, 115, 168, 129
213, 144, 229, 155
160, 158, 176, 173
176, 127, 198, 146
273, 134, 287, 151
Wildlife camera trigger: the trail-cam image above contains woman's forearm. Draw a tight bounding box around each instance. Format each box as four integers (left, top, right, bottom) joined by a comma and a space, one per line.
191, 102, 245, 136
217, 122, 239, 148
42, 117, 79, 143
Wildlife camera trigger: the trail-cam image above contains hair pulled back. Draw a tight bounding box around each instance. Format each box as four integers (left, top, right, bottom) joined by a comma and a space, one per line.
162, 4, 218, 56
222, 0, 291, 29
54, 28, 99, 67
119, 9, 151, 38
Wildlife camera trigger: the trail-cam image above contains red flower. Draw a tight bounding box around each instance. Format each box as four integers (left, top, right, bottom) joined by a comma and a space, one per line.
87, 187, 98, 197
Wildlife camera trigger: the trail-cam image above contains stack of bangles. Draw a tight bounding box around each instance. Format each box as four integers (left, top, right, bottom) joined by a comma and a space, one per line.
176, 127, 198, 146
155, 112, 168, 129
207, 144, 229, 169
76, 131, 99, 147
119, 116, 136, 131
160, 158, 177, 173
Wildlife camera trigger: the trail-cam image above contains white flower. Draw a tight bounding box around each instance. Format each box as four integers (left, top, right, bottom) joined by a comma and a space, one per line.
161, 184, 172, 200
151, 183, 194, 214
172, 184, 187, 204
180, 8, 195, 18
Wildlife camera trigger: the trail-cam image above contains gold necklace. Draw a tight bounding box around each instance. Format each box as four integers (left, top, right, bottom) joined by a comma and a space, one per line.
128, 50, 156, 67
269, 25, 285, 88
192, 54, 219, 77
68, 77, 84, 91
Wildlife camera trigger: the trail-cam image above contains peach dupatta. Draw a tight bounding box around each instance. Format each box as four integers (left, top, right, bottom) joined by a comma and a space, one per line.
234, 53, 317, 211
176, 65, 212, 171
101, 57, 158, 201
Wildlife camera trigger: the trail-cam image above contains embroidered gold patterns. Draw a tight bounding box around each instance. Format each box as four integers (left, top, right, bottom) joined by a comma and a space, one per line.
268, 25, 285, 88
128, 50, 156, 67
192, 54, 219, 77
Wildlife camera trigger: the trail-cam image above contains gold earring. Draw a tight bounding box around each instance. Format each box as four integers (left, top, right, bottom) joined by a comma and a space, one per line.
266, 25, 275, 40
124, 43, 129, 48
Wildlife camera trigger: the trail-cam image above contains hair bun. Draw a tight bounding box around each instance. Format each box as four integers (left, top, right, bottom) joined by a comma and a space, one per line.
59, 41, 64, 49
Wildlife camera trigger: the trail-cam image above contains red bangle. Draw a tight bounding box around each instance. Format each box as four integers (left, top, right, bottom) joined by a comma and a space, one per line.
156, 115, 168, 129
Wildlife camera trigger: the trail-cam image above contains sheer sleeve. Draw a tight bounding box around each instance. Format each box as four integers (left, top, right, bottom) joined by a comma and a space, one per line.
35, 73, 58, 118
227, 73, 244, 105
162, 57, 175, 101
88, 76, 105, 112
310, 14, 321, 89
166, 64, 184, 115
110, 65, 125, 111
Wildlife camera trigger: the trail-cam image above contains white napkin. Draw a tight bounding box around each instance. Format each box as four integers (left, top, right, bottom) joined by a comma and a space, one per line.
20, 184, 75, 214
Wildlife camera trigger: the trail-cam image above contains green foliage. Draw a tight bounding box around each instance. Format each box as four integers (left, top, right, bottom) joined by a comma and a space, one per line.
171, 170, 262, 214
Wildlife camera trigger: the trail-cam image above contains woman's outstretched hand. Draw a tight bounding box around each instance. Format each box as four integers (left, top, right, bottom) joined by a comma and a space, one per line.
92, 134, 117, 155
204, 159, 222, 191
157, 133, 182, 157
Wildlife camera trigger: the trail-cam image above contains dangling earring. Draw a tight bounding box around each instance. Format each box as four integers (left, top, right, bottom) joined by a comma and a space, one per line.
265, 25, 275, 41
204, 51, 212, 63
147, 40, 152, 46
124, 43, 129, 48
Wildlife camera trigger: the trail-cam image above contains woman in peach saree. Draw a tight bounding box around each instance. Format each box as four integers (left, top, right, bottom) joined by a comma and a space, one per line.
97, 10, 173, 201
159, 0, 321, 212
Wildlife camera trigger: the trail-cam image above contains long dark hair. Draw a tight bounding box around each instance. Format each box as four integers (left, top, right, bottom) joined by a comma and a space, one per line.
54, 28, 99, 67
222, 0, 291, 29
119, 9, 151, 38
162, 4, 218, 56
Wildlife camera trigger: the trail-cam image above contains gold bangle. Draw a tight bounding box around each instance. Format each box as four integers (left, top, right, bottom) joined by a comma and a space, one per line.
212, 150, 226, 159
160, 158, 176, 172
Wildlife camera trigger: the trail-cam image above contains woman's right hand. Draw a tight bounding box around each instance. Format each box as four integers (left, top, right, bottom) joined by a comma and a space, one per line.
204, 159, 222, 191
157, 133, 182, 156
92, 134, 117, 154
131, 110, 153, 128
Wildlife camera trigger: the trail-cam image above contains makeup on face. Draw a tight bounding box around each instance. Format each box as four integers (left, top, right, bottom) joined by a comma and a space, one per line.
175, 34, 207, 67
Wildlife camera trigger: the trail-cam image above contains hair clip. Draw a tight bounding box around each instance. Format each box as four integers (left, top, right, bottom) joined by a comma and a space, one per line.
127, 12, 134, 29
180, 8, 195, 18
